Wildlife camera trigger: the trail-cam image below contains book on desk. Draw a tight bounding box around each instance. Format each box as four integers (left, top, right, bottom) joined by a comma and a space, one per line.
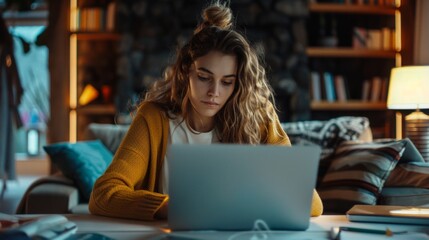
347, 205, 429, 225
0, 213, 77, 240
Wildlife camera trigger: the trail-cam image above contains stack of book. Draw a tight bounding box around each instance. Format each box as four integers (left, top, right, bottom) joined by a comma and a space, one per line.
310, 72, 349, 102
73, 2, 116, 32
353, 27, 395, 50
0, 213, 77, 240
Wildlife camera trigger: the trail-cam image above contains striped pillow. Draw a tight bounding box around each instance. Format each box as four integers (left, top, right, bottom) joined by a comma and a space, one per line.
385, 162, 429, 188
318, 139, 406, 213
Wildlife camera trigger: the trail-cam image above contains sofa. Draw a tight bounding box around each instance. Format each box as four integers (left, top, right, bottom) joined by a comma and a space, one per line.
16, 117, 429, 214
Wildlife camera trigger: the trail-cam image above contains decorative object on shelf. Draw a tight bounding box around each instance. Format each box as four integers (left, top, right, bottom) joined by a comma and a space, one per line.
78, 84, 99, 106
318, 14, 338, 47
387, 66, 429, 162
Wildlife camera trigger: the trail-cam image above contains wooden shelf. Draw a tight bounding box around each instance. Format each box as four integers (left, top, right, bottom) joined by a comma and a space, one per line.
75, 104, 116, 115
309, 3, 396, 15
311, 101, 387, 110
71, 32, 120, 41
307, 47, 397, 58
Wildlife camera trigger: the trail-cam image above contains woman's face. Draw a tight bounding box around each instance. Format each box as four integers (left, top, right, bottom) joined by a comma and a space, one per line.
188, 50, 237, 132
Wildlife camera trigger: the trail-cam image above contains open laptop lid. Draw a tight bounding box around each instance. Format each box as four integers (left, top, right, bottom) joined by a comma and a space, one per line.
167, 144, 321, 231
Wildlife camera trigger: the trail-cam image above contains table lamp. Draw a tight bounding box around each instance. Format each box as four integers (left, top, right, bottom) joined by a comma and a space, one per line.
387, 66, 429, 162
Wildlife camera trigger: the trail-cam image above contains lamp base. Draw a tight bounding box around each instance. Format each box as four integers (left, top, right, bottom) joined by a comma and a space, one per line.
405, 110, 429, 162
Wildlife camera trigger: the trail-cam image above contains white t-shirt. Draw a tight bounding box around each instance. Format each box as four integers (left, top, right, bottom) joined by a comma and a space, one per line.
160, 117, 219, 194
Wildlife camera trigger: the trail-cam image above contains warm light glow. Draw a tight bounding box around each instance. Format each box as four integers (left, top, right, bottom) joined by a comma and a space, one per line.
70, 0, 78, 142
395, 10, 401, 52
70, 0, 78, 31
70, 34, 77, 109
390, 208, 429, 217
395, 53, 401, 67
387, 66, 429, 110
395, 112, 402, 140
395, 0, 401, 8
69, 110, 77, 143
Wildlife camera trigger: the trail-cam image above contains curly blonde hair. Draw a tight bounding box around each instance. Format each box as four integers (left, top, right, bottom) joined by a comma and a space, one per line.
144, 1, 279, 144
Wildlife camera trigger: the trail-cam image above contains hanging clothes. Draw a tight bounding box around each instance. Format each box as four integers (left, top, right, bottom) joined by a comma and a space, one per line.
0, 15, 24, 196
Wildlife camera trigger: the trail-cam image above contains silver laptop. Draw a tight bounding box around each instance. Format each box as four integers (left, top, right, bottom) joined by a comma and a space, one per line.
167, 144, 321, 231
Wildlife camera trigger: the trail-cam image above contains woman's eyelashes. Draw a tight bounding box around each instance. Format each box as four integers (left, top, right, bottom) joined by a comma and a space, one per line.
221, 80, 233, 86
197, 75, 234, 86
198, 75, 209, 81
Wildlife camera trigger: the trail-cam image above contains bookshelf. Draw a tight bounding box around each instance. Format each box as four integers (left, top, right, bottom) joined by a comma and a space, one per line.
307, 48, 396, 58
69, 0, 118, 141
311, 101, 386, 110
309, 3, 396, 14
306, 1, 407, 138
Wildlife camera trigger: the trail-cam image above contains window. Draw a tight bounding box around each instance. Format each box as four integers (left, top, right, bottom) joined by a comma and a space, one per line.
4, 6, 49, 158
10, 25, 49, 157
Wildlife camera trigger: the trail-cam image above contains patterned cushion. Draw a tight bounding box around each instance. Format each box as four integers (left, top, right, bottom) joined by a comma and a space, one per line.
318, 139, 407, 213
281, 116, 370, 160
282, 117, 370, 182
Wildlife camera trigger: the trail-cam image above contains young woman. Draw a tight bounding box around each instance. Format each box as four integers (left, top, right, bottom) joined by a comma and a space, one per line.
89, 2, 323, 220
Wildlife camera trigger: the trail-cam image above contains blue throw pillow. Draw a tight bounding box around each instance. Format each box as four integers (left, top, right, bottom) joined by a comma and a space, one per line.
43, 140, 113, 201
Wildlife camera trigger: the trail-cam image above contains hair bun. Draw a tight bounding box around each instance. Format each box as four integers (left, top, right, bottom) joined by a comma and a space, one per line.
195, 3, 233, 34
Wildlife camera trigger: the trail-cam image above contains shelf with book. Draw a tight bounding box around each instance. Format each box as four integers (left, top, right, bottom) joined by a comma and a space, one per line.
73, 32, 120, 41
307, 48, 396, 58
75, 104, 116, 115
306, 1, 403, 138
309, 3, 396, 15
69, 0, 118, 141
311, 101, 386, 110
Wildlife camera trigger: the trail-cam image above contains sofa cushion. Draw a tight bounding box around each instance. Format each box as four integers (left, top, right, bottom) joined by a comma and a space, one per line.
281, 116, 370, 160
385, 162, 429, 189
379, 187, 429, 206
26, 183, 79, 214
397, 138, 426, 163
317, 139, 406, 213
43, 140, 113, 201
86, 123, 129, 154
282, 117, 371, 182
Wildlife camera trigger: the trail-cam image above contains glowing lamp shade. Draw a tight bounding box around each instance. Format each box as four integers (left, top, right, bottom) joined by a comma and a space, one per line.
387, 66, 429, 110
387, 66, 429, 162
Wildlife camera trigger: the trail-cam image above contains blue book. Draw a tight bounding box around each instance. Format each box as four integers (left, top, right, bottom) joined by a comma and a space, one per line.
323, 72, 336, 102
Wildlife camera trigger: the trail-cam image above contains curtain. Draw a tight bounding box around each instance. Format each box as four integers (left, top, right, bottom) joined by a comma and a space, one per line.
0, 62, 17, 191
0, 16, 23, 197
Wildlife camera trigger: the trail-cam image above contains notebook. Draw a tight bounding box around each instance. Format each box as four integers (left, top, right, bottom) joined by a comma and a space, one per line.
167, 144, 321, 231
347, 205, 429, 225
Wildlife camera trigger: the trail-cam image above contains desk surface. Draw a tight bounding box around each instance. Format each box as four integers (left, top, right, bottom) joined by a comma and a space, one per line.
64, 214, 429, 240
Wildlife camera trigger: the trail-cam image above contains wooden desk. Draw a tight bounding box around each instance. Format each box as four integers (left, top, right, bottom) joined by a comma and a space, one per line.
66, 214, 429, 240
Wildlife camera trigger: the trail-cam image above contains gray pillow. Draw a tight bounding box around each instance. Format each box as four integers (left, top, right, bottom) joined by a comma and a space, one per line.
86, 123, 129, 154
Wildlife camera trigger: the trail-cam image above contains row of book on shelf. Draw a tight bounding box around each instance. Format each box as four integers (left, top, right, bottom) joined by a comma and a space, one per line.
313, 0, 397, 6
310, 72, 389, 102
353, 27, 396, 50
72, 1, 116, 32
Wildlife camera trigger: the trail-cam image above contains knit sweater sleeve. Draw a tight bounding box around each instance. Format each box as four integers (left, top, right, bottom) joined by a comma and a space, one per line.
266, 117, 324, 217
89, 103, 168, 220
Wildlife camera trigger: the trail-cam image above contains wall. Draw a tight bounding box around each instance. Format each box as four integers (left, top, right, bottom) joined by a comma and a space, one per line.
114, 0, 311, 122
414, 0, 429, 65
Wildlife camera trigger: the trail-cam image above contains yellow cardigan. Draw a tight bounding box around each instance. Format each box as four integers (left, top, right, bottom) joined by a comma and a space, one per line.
89, 102, 323, 220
